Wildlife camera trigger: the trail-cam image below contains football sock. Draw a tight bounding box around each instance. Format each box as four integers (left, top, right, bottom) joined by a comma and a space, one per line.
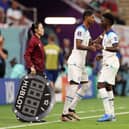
63, 84, 78, 114
108, 90, 115, 116
69, 83, 89, 110
98, 88, 111, 115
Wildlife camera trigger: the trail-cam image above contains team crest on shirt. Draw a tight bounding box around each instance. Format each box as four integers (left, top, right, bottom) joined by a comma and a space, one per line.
77, 31, 82, 37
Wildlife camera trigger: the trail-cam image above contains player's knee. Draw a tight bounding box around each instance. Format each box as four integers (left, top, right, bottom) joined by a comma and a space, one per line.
97, 82, 105, 89
70, 80, 79, 85
98, 88, 108, 99
105, 84, 113, 91
82, 83, 90, 91
77, 83, 89, 96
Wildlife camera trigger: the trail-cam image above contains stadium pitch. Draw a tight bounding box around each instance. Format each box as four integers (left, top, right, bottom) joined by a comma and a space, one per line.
0, 96, 129, 129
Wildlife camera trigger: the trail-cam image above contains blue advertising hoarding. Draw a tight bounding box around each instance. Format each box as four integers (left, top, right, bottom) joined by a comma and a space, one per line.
0, 75, 97, 105
0, 79, 20, 105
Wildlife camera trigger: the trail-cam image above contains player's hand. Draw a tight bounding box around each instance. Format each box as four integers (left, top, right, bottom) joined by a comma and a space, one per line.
89, 45, 96, 52
93, 38, 102, 44
94, 43, 103, 50
95, 54, 103, 61
30, 66, 36, 75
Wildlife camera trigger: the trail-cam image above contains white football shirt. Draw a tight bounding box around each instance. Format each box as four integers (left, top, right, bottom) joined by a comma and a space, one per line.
67, 24, 91, 67
102, 29, 119, 61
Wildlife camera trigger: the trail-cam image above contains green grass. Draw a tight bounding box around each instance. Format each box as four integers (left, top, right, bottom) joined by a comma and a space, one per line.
0, 96, 129, 129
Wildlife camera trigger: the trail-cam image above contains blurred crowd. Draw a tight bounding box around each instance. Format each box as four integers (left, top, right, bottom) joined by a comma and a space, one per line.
0, 0, 30, 27
71, 0, 126, 25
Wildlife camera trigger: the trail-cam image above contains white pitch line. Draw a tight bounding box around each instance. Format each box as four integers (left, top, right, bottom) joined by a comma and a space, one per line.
0, 106, 126, 122
0, 111, 129, 129
81, 111, 129, 120
46, 106, 126, 117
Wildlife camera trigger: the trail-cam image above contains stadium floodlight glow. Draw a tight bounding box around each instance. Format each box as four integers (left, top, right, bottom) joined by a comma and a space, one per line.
44, 17, 76, 25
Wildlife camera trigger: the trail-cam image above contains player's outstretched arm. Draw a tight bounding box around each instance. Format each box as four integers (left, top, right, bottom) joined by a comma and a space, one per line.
76, 39, 96, 52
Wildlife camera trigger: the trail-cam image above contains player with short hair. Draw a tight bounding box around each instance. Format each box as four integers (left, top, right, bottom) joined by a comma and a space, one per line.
96, 13, 120, 122
61, 9, 97, 121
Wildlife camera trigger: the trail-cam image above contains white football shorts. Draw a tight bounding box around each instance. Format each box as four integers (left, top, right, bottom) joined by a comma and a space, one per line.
98, 56, 120, 85
68, 64, 88, 83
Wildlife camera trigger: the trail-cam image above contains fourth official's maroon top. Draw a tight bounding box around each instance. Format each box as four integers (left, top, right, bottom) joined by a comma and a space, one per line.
24, 35, 45, 72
